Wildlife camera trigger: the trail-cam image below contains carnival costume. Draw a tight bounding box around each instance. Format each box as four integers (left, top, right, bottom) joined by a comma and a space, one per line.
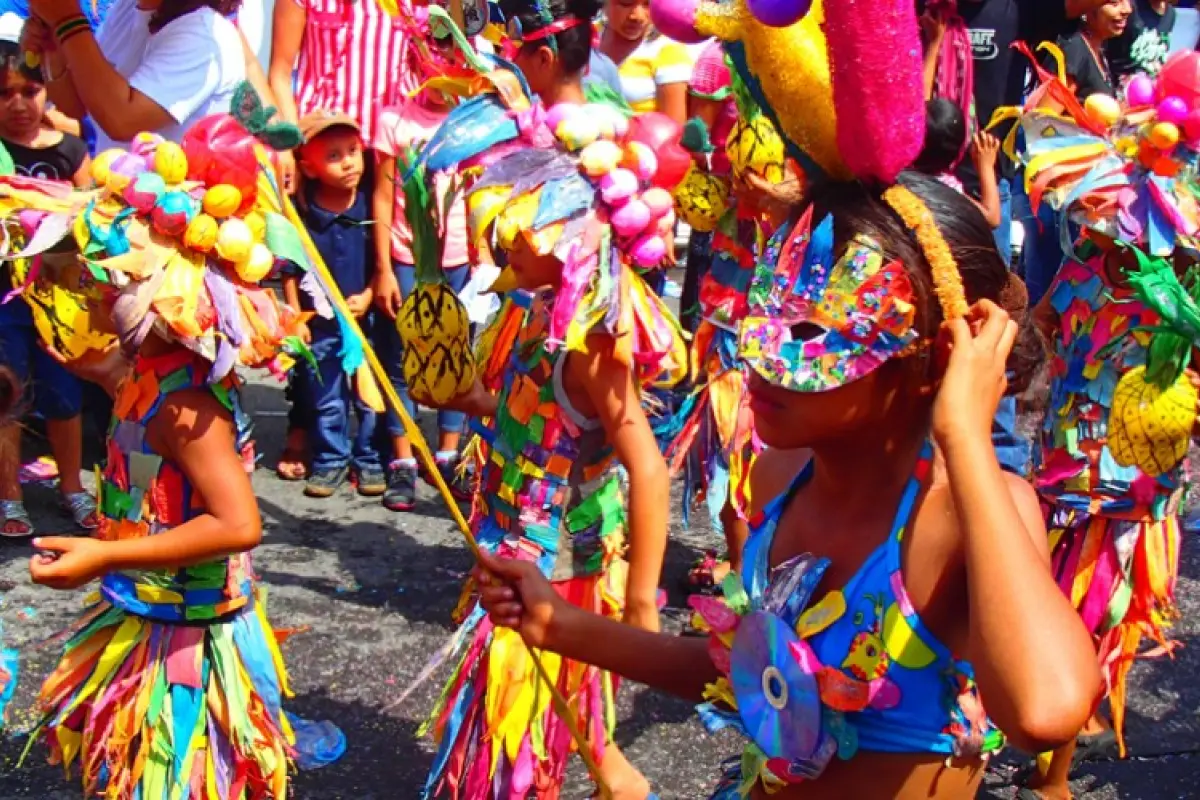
644, 0, 1000, 795
1002, 48, 1200, 753
0, 86, 348, 797
408, 31, 688, 797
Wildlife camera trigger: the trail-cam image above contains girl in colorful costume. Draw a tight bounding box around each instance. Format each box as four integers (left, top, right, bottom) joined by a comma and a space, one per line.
472, 0, 1102, 797
408, 8, 687, 795
0, 86, 346, 797
998, 47, 1200, 800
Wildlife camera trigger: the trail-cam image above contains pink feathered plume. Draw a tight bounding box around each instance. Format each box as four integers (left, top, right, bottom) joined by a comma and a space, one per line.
824, 0, 925, 184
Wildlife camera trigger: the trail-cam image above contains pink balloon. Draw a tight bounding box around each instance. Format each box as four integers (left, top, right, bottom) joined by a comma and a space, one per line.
544, 103, 580, 133
649, 0, 706, 44
1125, 74, 1156, 107
1158, 95, 1189, 126
626, 113, 691, 190
611, 199, 652, 237
1184, 108, 1200, 142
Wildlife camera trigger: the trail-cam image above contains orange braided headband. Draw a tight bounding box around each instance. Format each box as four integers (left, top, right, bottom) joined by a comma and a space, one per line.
882, 185, 969, 320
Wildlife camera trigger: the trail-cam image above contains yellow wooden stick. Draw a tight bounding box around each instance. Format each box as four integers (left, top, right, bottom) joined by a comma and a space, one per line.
267, 161, 613, 798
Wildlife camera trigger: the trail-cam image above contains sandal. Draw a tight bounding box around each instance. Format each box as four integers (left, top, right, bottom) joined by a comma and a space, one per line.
276, 447, 309, 481
0, 499, 34, 539
1072, 728, 1118, 766
62, 491, 100, 531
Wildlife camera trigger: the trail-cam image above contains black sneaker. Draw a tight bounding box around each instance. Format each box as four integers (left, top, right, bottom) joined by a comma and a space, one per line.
383, 463, 417, 511
424, 457, 473, 502
355, 465, 387, 497
305, 466, 348, 498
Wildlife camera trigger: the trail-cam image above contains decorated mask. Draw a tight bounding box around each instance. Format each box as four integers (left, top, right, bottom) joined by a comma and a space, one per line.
739, 213, 919, 393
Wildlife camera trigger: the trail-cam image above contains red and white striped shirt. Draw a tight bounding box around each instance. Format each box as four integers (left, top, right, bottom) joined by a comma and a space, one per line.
292, 0, 420, 148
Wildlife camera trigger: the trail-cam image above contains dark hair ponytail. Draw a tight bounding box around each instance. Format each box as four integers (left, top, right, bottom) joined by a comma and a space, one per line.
149, 0, 243, 35
499, 0, 602, 76
808, 172, 1043, 394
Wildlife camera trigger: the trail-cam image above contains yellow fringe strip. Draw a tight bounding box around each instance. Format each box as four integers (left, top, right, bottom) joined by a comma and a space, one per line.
882, 185, 969, 320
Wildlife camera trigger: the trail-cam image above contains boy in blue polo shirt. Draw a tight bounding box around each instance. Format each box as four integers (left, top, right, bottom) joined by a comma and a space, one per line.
284, 111, 384, 498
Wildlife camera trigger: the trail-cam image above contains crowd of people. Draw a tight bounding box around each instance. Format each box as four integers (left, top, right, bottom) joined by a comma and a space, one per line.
0, 0, 1195, 799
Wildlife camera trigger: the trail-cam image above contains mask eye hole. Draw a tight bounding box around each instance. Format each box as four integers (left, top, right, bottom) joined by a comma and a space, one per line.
789, 322, 826, 342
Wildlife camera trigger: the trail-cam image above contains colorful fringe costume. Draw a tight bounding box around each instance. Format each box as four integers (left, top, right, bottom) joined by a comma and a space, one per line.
1037, 253, 1187, 752
409, 22, 686, 796
34, 351, 325, 797
1002, 44, 1200, 756
0, 85, 349, 797
422, 292, 630, 798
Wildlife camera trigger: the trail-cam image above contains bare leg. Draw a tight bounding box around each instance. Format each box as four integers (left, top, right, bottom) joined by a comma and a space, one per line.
0, 423, 20, 501
391, 434, 414, 462
437, 429, 461, 454
1024, 739, 1075, 800
46, 415, 84, 495
721, 502, 749, 576
595, 741, 651, 800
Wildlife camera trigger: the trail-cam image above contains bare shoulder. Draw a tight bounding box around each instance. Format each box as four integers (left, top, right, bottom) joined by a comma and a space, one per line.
748, 447, 811, 517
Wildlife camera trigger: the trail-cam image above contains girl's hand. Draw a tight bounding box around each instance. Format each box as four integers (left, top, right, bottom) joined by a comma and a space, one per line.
919, 10, 946, 47
932, 300, 1017, 451
474, 551, 570, 649
276, 150, 297, 195
972, 131, 1001, 171
27, 0, 80, 27
21, 15, 54, 55
345, 290, 371, 318
374, 271, 403, 319
30, 536, 111, 589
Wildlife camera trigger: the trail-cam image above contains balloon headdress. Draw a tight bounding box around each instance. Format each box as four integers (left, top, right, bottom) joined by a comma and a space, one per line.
0, 85, 338, 383
651, 0, 969, 397
413, 44, 689, 386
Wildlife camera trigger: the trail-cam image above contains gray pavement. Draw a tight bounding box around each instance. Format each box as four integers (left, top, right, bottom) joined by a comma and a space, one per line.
0, 371, 1197, 799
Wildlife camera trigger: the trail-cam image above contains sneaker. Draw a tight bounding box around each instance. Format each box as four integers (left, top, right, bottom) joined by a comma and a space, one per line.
355, 466, 387, 497
383, 463, 417, 512
423, 456, 472, 502
304, 466, 348, 498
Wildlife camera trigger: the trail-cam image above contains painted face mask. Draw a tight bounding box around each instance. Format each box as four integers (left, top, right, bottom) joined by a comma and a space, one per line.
739, 214, 920, 393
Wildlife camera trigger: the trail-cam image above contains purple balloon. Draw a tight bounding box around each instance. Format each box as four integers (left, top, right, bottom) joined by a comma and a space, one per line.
746, 0, 812, 28
1126, 74, 1156, 107
1158, 95, 1189, 126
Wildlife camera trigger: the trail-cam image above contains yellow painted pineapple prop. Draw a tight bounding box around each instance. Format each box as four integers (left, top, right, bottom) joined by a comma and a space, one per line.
1108, 249, 1200, 476
396, 150, 477, 405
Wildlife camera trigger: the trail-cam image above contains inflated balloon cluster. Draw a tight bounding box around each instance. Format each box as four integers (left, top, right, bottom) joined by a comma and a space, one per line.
548, 105, 692, 269
89, 116, 276, 281
1085, 52, 1200, 176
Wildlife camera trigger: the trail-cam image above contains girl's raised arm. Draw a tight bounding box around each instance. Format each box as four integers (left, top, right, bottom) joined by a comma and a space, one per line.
935, 302, 1100, 754
569, 334, 669, 632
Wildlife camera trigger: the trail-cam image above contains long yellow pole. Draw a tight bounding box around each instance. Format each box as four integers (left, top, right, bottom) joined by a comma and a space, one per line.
265, 157, 612, 798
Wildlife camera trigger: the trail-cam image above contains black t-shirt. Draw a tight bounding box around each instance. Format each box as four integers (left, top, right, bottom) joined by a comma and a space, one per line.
1107, 0, 1176, 79
957, 0, 1076, 191
3, 134, 88, 183
1055, 32, 1117, 101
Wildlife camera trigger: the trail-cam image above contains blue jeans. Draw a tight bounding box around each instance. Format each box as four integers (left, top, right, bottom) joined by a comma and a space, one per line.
0, 323, 81, 419
300, 333, 381, 473
992, 177, 1013, 267
1013, 180, 1066, 306
377, 262, 470, 440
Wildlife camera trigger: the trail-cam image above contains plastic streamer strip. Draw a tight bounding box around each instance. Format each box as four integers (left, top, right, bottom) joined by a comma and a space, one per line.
259, 153, 614, 799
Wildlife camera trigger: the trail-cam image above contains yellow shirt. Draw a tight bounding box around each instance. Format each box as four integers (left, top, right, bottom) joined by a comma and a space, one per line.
616, 36, 693, 114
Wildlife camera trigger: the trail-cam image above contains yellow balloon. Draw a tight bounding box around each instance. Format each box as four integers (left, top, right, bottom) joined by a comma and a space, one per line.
1084, 93, 1121, 128
216, 218, 253, 263
90, 149, 123, 188
235, 243, 275, 283
1148, 121, 1181, 150
184, 213, 219, 253
154, 141, 189, 184
203, 184, 243, 218
243, 210, 266, 243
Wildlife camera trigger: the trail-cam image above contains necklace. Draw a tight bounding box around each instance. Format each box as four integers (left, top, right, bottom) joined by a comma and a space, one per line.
1081, 32, 1113, 90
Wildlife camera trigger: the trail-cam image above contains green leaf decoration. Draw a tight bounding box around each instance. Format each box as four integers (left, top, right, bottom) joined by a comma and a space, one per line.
582, 80, 633, 117
0, 140, 13, 178
400, 148, 445, 286
262, 122, 304, 152
681, 117, 713, 155
1122, 244, 1200, 387
229, 82, 304, 153
283, 335, 319, 372
264, 212, 309, 271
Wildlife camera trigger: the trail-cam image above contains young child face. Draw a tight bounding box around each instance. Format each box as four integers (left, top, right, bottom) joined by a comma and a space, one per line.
0, 70, 47, 139
299, 128, 364, 191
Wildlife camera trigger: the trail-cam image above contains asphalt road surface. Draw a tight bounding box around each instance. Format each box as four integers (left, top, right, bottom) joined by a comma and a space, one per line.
0, 369, 1197, 799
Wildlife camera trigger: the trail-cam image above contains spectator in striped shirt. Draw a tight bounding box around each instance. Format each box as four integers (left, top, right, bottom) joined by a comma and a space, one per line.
268, 0, 412, 192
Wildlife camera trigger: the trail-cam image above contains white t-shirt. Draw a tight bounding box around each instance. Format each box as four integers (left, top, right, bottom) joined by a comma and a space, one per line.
93, 4, 245, 152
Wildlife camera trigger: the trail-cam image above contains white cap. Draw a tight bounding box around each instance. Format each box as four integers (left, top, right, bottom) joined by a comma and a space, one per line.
0, 13, 24, 44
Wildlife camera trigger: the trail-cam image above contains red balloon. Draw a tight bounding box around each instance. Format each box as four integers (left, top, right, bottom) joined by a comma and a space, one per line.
181, 114, 261, 213
625, 112, 691, 190
1157, 50, 1200, 111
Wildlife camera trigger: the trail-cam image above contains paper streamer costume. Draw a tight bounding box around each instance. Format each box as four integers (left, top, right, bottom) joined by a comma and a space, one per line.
0, 91, 350, 798
1004, 46, 1200, 754
409, 33, 688, 798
